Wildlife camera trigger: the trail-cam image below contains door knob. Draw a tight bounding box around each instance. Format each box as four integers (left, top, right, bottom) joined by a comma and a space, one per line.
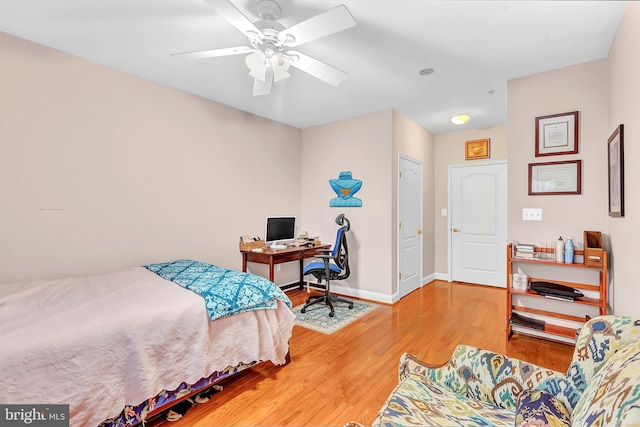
452, 228, 461, 232
417, 229, 423, 235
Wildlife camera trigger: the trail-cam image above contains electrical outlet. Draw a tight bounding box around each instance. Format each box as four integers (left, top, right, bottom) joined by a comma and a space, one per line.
522, 208, 543, 221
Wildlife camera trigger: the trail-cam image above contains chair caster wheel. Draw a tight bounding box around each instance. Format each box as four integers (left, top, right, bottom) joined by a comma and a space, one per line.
348, 303, 354, 309
301, 308, 306, 313
329, 311, 335, 317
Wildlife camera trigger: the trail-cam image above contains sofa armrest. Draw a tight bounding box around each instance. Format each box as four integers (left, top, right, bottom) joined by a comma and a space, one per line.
398, 345, 576, 411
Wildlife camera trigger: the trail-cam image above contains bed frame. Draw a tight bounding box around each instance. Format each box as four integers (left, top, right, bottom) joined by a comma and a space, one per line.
102, 350, 291, 426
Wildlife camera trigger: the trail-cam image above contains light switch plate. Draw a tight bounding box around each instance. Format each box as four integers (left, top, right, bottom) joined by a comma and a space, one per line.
441, 208, 447, 216
522, 208, 542, 221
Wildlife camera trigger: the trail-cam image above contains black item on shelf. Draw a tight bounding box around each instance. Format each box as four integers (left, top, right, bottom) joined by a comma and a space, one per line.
530, 281, 584, 300
509, 313, 545, 330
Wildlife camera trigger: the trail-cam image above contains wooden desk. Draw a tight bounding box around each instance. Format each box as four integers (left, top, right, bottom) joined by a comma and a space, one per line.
241, 244, 330, 290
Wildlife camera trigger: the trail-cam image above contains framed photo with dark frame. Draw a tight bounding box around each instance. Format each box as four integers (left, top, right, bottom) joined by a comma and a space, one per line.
608, 124, 624, 217
535, 111, 579, 156
528, 160, 582, 195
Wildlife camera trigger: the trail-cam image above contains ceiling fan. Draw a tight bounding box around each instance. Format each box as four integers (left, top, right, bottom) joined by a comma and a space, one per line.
172, 0, 357, 96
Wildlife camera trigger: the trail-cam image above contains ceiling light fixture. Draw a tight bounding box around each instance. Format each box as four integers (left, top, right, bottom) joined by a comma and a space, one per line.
418, 68, 435, 76
245, 44, 292, 83
451, 114, 470, 125
271, 51, 291, 82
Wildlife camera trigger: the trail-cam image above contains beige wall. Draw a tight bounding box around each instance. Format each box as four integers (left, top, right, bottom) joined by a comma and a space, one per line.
391, 111, 436, 288
0, 31, 430, 303
0, 32, 302, 283
507, 59, 609, 252
433, 126, 508, 275
300, 109, 435, 302
607, 2, 640, 316
300, 110, 394, 301
506, 59, 611, 313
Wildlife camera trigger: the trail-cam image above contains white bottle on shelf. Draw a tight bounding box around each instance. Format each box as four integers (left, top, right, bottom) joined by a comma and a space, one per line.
555, 236, 564, 262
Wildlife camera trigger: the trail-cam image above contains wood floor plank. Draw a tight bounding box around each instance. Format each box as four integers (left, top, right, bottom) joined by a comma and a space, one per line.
150, 281, 574, 426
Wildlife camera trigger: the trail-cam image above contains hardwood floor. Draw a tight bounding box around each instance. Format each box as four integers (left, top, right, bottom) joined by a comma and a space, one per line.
151, 281, 574, 426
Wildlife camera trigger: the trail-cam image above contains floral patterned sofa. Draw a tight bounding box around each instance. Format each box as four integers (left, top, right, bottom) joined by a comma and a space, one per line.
346, 315, 640, 426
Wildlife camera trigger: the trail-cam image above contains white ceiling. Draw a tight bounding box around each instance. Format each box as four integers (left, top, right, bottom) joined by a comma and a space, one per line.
0, 1, 627, 134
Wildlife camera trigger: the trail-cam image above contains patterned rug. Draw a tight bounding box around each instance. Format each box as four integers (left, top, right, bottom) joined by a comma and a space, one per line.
292, 298, 381, 334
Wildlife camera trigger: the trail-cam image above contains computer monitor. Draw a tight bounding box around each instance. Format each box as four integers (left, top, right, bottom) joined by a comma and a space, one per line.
265, 216, 296, 249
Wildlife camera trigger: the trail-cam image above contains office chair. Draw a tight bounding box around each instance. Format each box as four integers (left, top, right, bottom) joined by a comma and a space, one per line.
301, 214, 354, 317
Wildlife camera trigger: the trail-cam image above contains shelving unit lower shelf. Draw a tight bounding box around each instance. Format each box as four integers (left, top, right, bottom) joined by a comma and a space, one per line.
506, 243, 607, 345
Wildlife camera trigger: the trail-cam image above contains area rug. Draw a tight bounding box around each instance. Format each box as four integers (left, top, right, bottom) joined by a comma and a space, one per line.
292, 298, 380, 334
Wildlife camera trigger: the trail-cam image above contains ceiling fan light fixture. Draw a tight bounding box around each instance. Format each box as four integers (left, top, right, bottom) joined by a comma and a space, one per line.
271, 52, 291, 82
174, 0, 357, 96
249, 67, 267, 81
451, 114, 470, 125
246, 50, 267, 81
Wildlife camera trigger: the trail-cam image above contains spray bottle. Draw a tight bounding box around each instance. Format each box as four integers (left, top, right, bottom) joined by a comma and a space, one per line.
555, 236, 564, 262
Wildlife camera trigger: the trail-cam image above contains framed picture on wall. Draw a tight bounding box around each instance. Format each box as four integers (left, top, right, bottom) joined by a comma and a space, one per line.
608, 124, 624, 217
528, 160, 582, 195
465, 138, 490, 160
535, 111, 579, 156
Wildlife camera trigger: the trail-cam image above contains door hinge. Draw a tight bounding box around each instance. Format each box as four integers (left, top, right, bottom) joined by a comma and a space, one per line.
399, 221, 402, 229
399, 272, 402, 280
399, 171, 402, 178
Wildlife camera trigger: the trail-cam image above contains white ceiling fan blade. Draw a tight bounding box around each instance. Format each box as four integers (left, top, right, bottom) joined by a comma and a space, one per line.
253, 68, 273, 96
203, 0, 265, 40
278, 5, 356, 47
288, 50, 348, 87
171, 46, 253, 59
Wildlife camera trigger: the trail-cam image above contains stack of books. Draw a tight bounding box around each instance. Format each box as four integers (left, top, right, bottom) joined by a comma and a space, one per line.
514, 242, 538, 259
509, 312, 545, 330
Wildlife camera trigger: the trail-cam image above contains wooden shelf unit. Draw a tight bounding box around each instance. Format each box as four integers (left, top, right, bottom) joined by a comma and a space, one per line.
506, 243, 608, 344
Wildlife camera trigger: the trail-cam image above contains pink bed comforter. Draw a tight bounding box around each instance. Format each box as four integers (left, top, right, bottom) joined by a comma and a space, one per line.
0, 266, 295, 426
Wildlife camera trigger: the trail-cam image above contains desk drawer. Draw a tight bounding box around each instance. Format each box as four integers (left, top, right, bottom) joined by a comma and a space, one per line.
283, 247, 325, 262
244, 252, 271, 263
280, 252, 306, 262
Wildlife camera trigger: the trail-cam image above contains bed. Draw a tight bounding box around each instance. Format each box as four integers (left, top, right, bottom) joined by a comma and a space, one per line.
0, 259, 295, 427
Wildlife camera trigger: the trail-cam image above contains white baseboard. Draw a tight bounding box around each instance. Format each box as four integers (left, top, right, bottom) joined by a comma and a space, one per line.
283, 272, 448, 305
330, 282, 395, 304
435, 272, 450, 281
423, 272, 436, 285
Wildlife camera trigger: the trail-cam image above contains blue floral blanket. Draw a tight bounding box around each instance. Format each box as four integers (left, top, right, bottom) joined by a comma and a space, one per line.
144, 259, 292, 321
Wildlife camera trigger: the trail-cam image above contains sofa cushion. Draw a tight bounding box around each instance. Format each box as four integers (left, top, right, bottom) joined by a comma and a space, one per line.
514, 389, 571, 427
372, 373, 515, 426
566, 316, 640, 404
571, 340, 640, 426
399, 347, 576, 414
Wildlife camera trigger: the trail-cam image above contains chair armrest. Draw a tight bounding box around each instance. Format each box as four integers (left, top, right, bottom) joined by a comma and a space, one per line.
398, 345, 577, 412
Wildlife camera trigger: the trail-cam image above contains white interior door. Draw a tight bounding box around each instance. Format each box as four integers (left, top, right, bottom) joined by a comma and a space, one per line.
398, 154, 423, 299
449, 161, 507, 287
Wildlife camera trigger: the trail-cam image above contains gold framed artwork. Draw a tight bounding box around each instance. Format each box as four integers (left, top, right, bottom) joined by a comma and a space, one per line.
465, 138, 490, 160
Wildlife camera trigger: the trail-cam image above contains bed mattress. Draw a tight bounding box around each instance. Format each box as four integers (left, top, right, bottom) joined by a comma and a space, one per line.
0, 266, 295, 426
